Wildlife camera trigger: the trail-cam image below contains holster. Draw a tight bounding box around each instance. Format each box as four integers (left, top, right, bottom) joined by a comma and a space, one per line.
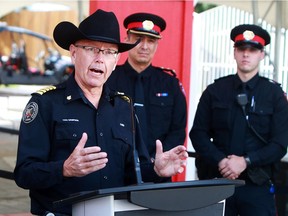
247, 166, 271, 186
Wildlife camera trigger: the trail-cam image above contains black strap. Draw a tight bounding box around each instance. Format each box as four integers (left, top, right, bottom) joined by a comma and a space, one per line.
230, 83, 248, 155
134, 75, 148, 146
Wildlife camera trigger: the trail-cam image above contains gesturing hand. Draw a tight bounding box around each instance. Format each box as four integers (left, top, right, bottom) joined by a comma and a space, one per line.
154, 140, 188, 177
63, 133, 108, 177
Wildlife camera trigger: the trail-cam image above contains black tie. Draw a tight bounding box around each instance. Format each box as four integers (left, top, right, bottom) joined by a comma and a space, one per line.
230, 83, 249, 155
134, 75, 148, 146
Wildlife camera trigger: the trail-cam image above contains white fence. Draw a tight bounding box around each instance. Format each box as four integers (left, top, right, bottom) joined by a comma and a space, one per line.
191, 5, 288, 93
186, 5, 288, 180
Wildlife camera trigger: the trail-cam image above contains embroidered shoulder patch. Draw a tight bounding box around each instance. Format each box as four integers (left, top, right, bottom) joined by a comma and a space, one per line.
35, 86, 56, 95
22, 102, 38, 124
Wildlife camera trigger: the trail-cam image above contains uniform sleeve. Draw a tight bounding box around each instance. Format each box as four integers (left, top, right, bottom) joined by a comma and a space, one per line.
189, 88, 227, 164
14, 96, 64, 189
162, 79, 187, 152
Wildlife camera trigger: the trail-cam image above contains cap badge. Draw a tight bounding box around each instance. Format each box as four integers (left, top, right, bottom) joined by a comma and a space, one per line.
243, 30, 255, 40
142, 20, 154, 31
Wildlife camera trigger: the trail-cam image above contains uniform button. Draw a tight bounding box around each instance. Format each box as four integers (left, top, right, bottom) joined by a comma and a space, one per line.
103, 176, 108, 180
73, 133, 77, 137
161, 102, 165, 106
100, 132, 103, 136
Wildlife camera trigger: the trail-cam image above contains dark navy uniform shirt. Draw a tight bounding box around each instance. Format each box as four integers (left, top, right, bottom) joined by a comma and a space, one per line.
107, 61, 187, 158
190, 73, 288, 178
14, 74, 159, 215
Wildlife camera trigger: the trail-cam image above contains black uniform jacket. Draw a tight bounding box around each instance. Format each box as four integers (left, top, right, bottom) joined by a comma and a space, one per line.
107, 61, 187, 157
190, 73, 288, 178
14, 74, 160, 215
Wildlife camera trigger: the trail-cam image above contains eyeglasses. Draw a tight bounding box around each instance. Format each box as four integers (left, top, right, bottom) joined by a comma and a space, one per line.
74, 44, 118, 58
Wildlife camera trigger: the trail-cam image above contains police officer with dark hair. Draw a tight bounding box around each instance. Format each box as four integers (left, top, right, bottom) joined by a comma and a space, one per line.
13, 9, 188, 215
107, 13, 187, 176
190, 24, 288, 216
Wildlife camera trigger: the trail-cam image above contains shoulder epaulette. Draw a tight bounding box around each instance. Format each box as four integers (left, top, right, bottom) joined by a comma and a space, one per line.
114, 91, 131, 103
35, 86, 57, 95
260, 76, 281, 86
155, 66, 177, 77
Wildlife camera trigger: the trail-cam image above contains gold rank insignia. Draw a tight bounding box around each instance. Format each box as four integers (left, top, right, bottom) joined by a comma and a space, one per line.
115, 91, 131, 103
120, 95, 131, 103
35, 86, 57, 95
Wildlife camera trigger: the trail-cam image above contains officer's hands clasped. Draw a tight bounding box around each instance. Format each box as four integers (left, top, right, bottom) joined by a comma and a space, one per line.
218, 155, 247, 180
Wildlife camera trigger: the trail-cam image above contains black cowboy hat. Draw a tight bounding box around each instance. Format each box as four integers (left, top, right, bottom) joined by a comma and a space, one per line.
53, 9, 138, 53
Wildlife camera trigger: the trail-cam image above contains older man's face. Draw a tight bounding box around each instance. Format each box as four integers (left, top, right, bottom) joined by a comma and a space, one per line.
70, 39, 120, 91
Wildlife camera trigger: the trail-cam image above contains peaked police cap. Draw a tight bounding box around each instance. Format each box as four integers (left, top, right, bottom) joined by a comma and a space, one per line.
124, 12, 166, 39
230, 24, 270, 50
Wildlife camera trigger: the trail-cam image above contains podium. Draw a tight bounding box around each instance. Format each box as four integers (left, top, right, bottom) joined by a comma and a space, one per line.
54, 179, 244, 216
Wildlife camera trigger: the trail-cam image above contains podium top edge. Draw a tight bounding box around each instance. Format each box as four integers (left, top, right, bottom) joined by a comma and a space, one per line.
53, 179, 244, 207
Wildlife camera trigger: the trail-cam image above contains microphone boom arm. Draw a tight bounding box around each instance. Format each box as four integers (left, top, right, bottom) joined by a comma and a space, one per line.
113, 91, 143, 184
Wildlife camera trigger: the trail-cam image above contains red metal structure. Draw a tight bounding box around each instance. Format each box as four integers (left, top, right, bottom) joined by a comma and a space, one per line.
89, 0, 194, 181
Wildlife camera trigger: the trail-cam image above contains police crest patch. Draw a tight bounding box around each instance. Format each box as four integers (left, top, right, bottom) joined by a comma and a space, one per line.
22, 102, 38, 124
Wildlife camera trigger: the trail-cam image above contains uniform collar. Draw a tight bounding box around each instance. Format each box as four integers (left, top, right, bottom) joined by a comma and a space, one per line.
63, 73, 111, 105
124, 60, 153, 78
63, 73, 82, 103
233, 73, 260, 90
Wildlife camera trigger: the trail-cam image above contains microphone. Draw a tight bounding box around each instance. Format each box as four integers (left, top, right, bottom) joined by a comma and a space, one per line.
236, 93, 248, 119
110, 91, 143, 184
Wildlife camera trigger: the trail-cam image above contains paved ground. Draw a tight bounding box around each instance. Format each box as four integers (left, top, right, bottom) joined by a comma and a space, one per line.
0, 132, 32, 216
0, 85, 39, 216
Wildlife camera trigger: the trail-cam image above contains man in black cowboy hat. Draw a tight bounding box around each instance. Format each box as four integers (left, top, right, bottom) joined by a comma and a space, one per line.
107, 13, 187, 182
190, 24, 288, 215
14, 9, 188, 215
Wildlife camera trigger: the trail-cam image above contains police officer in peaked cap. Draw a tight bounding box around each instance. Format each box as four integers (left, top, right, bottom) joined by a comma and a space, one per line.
107, 12, 187, 183
190, 23, 288, 216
